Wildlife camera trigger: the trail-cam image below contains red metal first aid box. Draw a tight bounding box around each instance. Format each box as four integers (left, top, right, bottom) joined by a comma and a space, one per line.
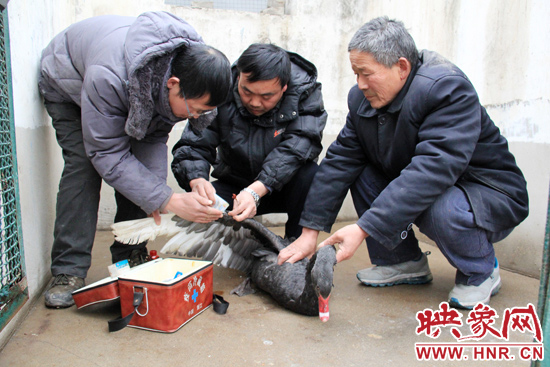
72, 258, 213, 333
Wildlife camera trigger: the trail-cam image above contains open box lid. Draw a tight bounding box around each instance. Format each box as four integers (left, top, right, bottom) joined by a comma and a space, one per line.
72, 258, 164, 309
118, 258, 212, 284
72, 258, 215, 309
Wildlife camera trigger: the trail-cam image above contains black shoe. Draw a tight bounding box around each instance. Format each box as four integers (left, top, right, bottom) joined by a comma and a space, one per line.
111, 240, 148, 266
45, 274, 85, 308
128, 248, 150, 267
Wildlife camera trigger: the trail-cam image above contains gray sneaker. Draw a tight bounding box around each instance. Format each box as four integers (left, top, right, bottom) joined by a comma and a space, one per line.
45, 274, 85, 308
356, 252, 433, 287
448, 259, 501, 309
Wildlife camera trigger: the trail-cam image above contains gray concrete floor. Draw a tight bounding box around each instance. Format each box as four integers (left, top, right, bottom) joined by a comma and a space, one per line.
0, 222, 541, 366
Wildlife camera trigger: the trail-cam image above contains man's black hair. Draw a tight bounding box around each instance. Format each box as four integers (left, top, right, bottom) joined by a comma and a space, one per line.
172, 43, 232, 106
236, 43, 291, 87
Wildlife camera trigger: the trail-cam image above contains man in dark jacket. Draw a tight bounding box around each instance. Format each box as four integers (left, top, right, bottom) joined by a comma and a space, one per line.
39, 12, 232, 308
172, 43, 327, 239
278, 17, 528, 309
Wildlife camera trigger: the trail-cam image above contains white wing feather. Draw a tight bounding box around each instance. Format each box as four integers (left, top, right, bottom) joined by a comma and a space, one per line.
111, 214, 180, 245
110, 214, 264, 273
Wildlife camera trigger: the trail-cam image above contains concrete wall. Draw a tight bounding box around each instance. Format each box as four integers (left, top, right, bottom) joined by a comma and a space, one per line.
2, 0, 549, 345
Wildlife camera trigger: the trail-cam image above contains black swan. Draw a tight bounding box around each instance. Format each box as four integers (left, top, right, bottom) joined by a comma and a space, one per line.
111, 213, 337, 322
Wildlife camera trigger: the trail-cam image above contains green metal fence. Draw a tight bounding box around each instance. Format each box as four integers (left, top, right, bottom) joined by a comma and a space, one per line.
533, 185, 550, 366
0, 8, 27, 332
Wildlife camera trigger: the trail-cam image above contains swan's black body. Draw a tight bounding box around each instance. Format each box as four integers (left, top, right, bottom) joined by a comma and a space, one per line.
250, 246, 336, 316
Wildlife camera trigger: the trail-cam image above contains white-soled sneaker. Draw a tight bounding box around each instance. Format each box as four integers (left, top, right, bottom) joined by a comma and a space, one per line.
448, 259, 501, 309
356, 252, 433, 287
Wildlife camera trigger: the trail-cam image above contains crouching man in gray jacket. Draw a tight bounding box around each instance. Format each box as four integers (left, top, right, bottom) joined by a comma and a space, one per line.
38, 11, 232, 308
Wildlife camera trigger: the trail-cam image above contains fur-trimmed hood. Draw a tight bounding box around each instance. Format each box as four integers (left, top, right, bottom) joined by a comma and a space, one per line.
124, 11, 204, 139
39, 11, 204, 139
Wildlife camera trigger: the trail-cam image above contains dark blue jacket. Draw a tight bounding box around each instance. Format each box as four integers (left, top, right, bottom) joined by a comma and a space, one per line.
300, 50, 528, 249
172, 52, 327, 191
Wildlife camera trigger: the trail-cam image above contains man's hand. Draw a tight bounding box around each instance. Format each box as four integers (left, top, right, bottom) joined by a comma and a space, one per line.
190, 178, 217, 203
277, 227, 319, 265
228, 190, 257, 221
150, 209, 165, 225
317, 223, 368, 263
165, 192, 223, 223
228, 181, 268, 222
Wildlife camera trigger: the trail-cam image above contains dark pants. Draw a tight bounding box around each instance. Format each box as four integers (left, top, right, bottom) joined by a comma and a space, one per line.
212, 161, 318, 239
109, 192, 148, 263
350, 165, 513, 286
46, 102, 146, 279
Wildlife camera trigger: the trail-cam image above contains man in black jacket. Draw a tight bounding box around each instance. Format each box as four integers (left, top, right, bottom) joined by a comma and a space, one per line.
172, 43, 327, 239
278, 17, 528, 309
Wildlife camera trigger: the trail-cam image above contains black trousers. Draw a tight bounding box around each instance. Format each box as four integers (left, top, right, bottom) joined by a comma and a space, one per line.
212, 161, 318, 239
46, 101, 146, 279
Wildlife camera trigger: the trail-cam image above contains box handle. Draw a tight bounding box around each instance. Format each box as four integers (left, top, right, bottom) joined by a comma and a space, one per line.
108, 287, 147, 332
134, 286, 149, 317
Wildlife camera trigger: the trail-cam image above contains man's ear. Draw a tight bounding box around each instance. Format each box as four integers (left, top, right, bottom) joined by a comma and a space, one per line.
398, 58, 412, 80
282, 84, 288, 93
167, 76, 180, 89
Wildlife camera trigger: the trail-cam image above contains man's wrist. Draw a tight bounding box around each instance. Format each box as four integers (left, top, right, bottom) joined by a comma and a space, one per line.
189, 177, 205, 189
160, 192, 174, 212
241, 187, 261, 206
249, 180, 269, 197
302, 227, 320, 239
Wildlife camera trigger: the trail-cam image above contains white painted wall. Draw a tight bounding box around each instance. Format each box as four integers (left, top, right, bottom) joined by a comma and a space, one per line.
2, 0, 549, 344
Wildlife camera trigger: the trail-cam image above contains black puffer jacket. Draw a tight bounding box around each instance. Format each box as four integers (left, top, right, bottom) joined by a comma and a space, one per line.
172, 52, 327, 191
300, 50, 528, 249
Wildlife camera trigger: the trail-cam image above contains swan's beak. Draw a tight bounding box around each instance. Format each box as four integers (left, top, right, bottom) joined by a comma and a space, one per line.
318, 294, 331, 322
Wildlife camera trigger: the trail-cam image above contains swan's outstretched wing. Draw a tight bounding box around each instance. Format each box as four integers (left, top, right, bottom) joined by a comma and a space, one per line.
111, 214, 281, 273
161, 215, 266, 273
110, 213, 180, 245
223, 216, 288, 253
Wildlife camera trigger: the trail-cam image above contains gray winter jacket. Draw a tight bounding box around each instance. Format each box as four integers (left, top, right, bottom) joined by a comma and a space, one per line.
38, 11, 204, 214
